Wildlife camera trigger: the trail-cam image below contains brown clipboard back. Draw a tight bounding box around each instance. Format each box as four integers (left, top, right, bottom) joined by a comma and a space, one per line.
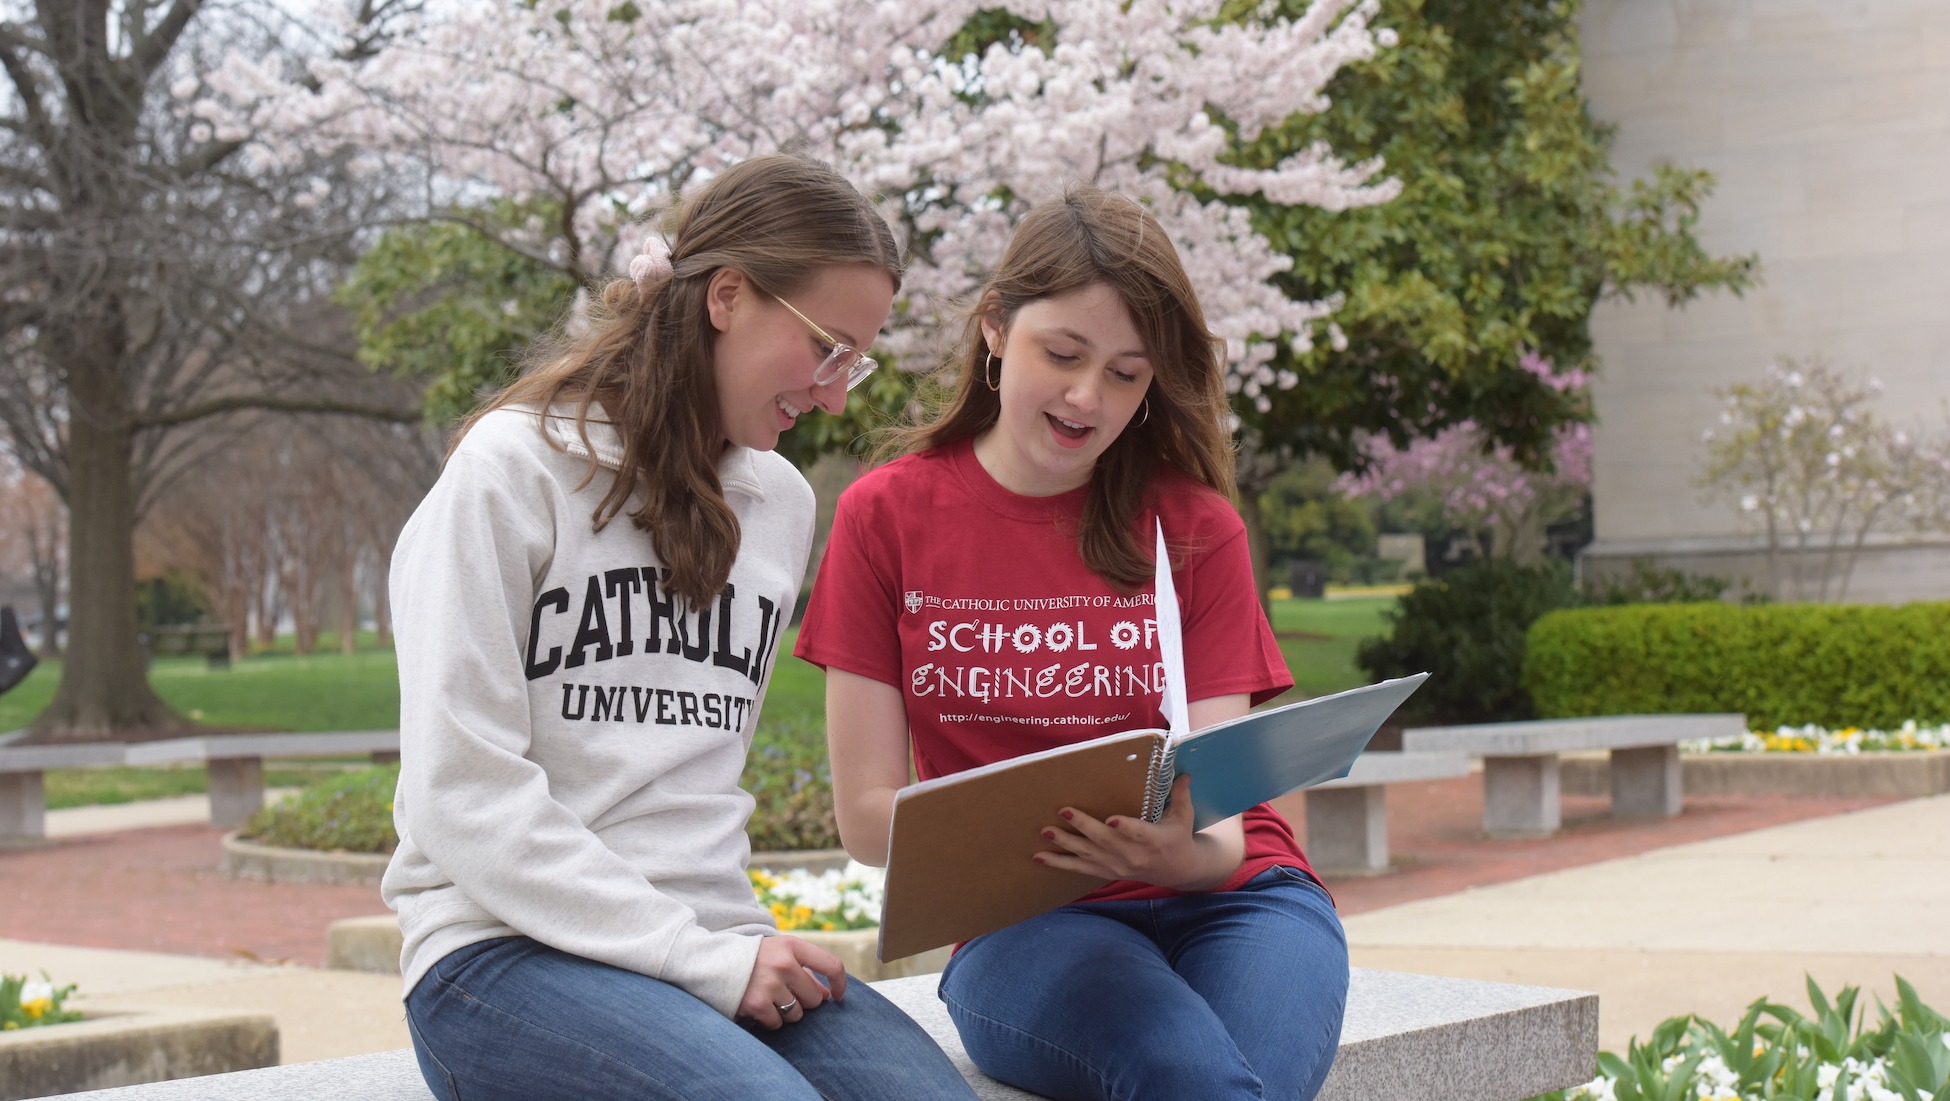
876, 729, 1167, 961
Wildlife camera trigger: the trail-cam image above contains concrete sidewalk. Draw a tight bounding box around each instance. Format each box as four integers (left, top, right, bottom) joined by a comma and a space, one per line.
1346, 792, 1950, 1049
5, 793, 1947, 1064
42, 790, 301, 838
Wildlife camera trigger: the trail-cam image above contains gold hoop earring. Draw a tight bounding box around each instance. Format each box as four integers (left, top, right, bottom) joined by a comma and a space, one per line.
1135, 398, 1150, 427
984, 352, 1000, 392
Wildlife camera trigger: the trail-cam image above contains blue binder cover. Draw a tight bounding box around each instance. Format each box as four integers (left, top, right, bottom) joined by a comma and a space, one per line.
1171, 673, 1430, 831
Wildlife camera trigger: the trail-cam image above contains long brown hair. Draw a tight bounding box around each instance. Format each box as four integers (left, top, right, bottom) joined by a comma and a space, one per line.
884, 186, 1234, 588
456, 155, 903, 607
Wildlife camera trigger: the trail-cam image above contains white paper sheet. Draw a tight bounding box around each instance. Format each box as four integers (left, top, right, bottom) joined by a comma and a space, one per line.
1154, 520, 1190, 742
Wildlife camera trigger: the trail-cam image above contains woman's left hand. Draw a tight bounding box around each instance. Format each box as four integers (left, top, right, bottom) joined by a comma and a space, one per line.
1034, 774, 1244, 892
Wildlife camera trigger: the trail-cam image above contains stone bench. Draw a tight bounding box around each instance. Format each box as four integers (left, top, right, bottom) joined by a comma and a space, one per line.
146, 624, 234, 670
124, 731, 401, 828
1271, 751, 1471, 875
0, 740, 126, 844
1402, 714, 1747, 838
42, 969, 1599, 1101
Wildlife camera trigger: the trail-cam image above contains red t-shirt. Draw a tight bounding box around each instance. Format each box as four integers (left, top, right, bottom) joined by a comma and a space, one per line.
794, 439, 1314, 901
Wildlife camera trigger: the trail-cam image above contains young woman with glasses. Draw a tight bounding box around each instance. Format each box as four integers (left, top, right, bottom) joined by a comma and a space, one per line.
796, 187, 1350, 1101
385, 155, 978, 1101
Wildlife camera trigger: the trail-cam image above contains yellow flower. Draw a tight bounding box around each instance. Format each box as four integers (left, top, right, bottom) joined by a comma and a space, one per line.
3, 1021, 16, 1030
22, 999, 49, 1019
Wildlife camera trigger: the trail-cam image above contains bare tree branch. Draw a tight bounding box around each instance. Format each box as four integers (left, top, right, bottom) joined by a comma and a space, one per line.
129, 0, 205, 84
136, 394, 422, 429
0, 22, 55, 151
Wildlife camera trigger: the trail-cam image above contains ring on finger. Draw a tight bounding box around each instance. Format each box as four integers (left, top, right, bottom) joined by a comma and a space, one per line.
775, 997, 798, 1013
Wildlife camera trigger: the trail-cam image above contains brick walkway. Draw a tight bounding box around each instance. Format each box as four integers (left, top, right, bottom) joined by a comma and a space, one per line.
0, 780, 1899, 968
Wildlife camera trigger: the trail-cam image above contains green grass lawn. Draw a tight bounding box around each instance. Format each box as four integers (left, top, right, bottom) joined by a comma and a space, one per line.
5, 596, 1395, 806
1266, 596, 1395, 706
0, 649, 401, 734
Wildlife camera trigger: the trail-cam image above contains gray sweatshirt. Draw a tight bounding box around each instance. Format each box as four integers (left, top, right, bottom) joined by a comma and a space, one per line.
383, 405, 810, 1017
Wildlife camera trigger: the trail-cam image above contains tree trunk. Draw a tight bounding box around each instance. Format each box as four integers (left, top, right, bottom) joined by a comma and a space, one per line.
31, 345, 184, 743
338, 550, 360, 655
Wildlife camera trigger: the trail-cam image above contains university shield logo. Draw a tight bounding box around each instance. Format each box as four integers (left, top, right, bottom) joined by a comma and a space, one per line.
904, 590, 923, 615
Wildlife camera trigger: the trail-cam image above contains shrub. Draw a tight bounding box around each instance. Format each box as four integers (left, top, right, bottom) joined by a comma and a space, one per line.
1524, 601, 1950, 730
241, 765, 399, 854
239, 726, 842, 855
743, 718, 840, 852
1579, 557, 1736, 606
1357, 559, 1579, 725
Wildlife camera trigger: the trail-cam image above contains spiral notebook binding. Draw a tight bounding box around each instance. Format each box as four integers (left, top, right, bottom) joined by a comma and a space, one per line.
1141, 739, 1178, 823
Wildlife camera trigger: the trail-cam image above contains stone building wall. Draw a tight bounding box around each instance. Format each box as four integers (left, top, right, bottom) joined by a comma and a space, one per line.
1578, 0, 1950, 602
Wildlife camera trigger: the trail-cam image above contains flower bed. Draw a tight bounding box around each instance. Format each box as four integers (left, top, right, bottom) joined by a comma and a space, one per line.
748, 862, 883, 933
3, 974, 83, 1031
1530, 977, 1949, 1101
1685, 721, 1950, 755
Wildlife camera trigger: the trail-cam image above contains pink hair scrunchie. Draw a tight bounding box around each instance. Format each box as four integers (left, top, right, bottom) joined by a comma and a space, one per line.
629, 236, 674, 292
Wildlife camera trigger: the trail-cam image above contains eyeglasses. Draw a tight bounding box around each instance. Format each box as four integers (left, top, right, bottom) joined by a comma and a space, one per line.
771, 294, 878, 392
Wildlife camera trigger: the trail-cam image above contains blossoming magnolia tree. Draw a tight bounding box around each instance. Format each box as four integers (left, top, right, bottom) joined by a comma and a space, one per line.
195, 0, 1402, 400
1697, 356, 1950, 602
1338, 353, 1592, 565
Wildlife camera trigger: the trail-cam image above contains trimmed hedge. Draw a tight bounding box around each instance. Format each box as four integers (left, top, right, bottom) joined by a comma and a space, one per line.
1524, 601, 1950, 730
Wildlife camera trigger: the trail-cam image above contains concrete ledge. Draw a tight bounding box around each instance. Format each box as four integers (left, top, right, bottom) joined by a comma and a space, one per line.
123, 732, 400, 766
1403, 714, 1746, 756
219, 832, 391, 885
1562, 749, 1950, 799
0, 744, 128, 844
325, 916, 401, 973
46, 969, 1597, 1101
325, 914, 952, 984
0, 1008, 277, 1101
0, 744, 128, 772
1315, 750, 1470, 789
748, 848, 852, 872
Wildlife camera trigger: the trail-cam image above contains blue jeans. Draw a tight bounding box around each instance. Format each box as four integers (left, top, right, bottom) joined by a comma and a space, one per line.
404, 936, 978, 1101
940, 866, 1349, 1101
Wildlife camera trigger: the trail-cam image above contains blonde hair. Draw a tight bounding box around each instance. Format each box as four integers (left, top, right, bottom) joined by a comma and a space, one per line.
456, 155, 904, 607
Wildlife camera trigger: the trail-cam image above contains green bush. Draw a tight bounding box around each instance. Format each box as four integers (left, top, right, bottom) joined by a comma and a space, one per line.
1525, 601, 1950, 729
239, 728, 841, 855
1579, 557, 1738, 606
1357, 559, 1579, 725
241, 765, 400, 854
743, 718, 840, 852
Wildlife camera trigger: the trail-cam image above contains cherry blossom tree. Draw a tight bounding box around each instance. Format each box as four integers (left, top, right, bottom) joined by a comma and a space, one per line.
202, 0, 1401, 405
1697, 356, 1950, 602
1339, 353, 1592, 566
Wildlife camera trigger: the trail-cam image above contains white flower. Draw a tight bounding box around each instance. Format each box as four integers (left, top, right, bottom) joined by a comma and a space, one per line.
19, 981, 53, 1006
